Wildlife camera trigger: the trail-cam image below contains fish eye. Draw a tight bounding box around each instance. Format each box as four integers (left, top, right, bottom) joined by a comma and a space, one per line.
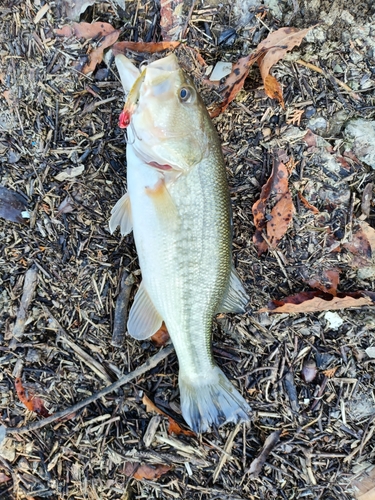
178, 86, 194, 103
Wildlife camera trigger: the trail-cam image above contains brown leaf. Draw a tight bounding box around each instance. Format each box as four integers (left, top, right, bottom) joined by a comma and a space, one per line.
112, 41, 180, 56
15, 377, 50, 417
160, 0, 186, 41
55, 22, 120, 74
151, 323, 170, 347
260, 290, 375, 314
298, 191, 319, 214
122, 461, 171, 480
322, 366, 339, 378
0, 473, 11, 483
252, 160, 295, 255
142, 394, 194, 436
0, 186, 28, 224
257, 26, 313, 107
247, 430, 281, 478
344, 222, 375, 268
209, 49, 266, 118
306, 268, 340, 296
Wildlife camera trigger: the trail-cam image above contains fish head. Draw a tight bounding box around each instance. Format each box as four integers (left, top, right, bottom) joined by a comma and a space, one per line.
117, 53, 211, 173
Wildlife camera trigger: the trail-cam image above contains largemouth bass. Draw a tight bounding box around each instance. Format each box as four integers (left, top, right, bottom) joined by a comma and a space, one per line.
110, 53, 251, 432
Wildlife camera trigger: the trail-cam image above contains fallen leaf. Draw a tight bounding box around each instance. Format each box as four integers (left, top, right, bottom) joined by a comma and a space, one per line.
322, 366, 339, 378
151, 323, 170, 347
160, 0, 186, 41
59, 0, 96, 21
344, 222, 375, 269
54, 165, 85, 181
142, 394, 194, 436
252, 159, 295, 255
57, 196, 75, 214
210, 26, 312, 116
15, 377, 50, 417
122, 461, 171, 480
247, 430, 281, 478
257, 27, 313, 107
0, 186, 28, 224
260, 290, 375, 314
298, 191, 320, 214
306, 268, 340, 296
0, 473, 11, 483
55, 22, 120, 74
112, 41, 180, 56
209, 49, 267, 118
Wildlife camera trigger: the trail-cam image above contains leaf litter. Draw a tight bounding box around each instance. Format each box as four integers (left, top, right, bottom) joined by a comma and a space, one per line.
0, 0, 375, 499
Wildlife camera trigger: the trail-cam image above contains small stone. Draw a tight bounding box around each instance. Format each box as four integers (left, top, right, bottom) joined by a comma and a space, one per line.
365, 347, 375, 358
324, 311, 343, 330
308, 115, 328, 135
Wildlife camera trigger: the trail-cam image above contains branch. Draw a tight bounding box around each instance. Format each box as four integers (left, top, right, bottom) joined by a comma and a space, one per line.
5, 344, 174, 437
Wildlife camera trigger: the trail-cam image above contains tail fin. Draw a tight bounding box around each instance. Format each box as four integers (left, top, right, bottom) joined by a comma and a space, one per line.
179, 366, 251, 433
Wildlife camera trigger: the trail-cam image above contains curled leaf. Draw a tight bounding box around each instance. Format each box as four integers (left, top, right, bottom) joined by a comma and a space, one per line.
260, 290, 375, 314
15, 377, 50, 417
257, 26, 313, 107
142, 394, 194, 436
122, 461, 171, 480
55, 22, 120, 74
252, 160, 295, 255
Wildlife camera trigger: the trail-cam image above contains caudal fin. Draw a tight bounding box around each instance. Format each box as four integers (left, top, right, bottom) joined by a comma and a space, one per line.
179, 366, 251, 433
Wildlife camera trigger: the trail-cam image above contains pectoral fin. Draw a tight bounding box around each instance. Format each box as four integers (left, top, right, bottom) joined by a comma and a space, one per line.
109, 192, 133, 236
127, 281, 163, 340
145, 177, 179, 225
217, 266, 249, 314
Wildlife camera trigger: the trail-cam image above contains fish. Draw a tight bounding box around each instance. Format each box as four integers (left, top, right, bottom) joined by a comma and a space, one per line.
110, 53, 251, 432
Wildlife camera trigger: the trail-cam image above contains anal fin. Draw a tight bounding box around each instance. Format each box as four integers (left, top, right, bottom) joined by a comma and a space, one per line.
127, 281, 163, 340
217, 266, 249, 314
109, 192, 132, 236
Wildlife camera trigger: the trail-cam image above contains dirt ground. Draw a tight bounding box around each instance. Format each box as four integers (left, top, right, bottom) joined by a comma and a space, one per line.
0, 0, 375, 499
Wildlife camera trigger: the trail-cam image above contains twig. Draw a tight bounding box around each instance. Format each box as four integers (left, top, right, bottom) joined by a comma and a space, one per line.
295, 59, 361, 100
10, 265, 38, 344
4, 344, 174, 437
112, 271, 135, 347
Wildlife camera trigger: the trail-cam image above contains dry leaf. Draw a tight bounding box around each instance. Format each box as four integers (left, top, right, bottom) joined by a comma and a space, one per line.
151, 323, 170, 347
257, 27, 313, 107
322, 366, 339, 378
160, 0, 185, 41
252, 160, 295, 255
306, 268, 340, 296
55, 22, 120, 74
142, 394, 194, 436
260, 290, 375, 314
298, 191, 319, 214
0, 473, 11, 483
15, 377, 50, 417
0, 186, 28, 224
209, 49, 266, 118
54, 166, 85, 181
112, 41, 180, 56
122, 461, 171, 480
